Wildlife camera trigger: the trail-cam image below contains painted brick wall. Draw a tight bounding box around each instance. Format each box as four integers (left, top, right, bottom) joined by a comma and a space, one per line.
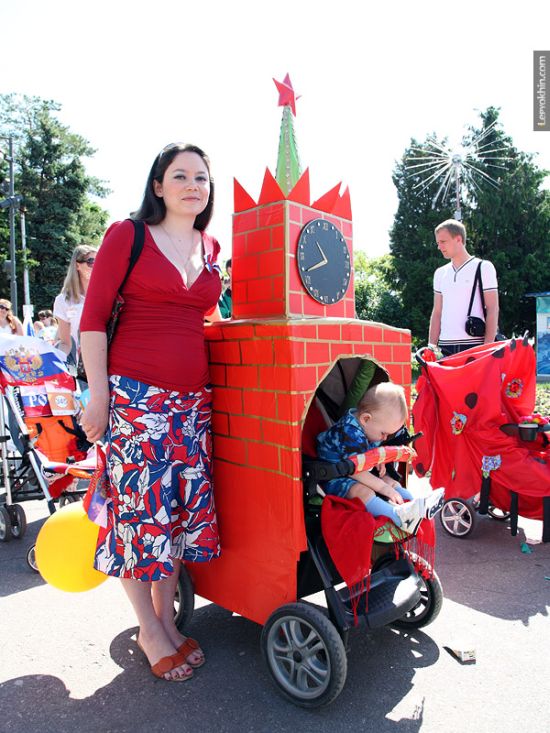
232, 202, 355, 320
190, 317, 412, 625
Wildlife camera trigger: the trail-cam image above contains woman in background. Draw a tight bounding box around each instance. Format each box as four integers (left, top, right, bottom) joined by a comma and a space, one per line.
53, 245, 97, 362
0, 298, 23, 335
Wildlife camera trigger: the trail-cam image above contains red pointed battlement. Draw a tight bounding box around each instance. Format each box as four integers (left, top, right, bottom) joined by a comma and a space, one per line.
233, 168, 352, 219
232, 168, 354, 320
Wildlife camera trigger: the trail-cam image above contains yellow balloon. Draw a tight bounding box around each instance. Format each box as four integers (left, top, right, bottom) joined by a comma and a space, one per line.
35, 501, 108, 592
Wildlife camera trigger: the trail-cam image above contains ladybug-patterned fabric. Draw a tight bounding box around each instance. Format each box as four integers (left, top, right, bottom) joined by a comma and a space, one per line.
413, 339, 550, 520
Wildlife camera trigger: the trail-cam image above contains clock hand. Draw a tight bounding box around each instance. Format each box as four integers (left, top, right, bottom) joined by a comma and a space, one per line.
306, 242, 329, 272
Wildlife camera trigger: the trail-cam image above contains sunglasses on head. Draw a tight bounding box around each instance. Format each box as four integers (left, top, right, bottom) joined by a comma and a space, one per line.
78, 257, 95, 267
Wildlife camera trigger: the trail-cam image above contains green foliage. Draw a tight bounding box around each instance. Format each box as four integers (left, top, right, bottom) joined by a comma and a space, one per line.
536, 383, 550, 416
388, 108, 550, 343
464, 108, 550, 338
389, 135, 456, 341
0, 93, 109, 313
354, 252, 405, 327
0, 154, 9, 265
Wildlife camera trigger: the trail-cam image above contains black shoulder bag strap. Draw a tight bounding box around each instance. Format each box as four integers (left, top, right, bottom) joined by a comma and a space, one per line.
77, 220, 146, 380
467, 260, 487, 318
103, 220, 146, 347
120, 219, 145, 291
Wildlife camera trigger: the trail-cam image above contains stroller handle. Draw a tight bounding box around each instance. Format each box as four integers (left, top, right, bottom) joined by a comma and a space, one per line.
414, 344, 441, 367
414, 348, 427, 367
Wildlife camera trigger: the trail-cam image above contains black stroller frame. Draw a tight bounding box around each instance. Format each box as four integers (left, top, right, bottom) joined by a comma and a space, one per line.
174, 358, 444, 708
0, 387, 56, 540
0, 384, 89, 546
256, 360, 443, 707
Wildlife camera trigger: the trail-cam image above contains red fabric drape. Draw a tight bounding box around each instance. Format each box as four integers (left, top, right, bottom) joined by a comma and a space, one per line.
321, 495, 436, 624
413, 340, 550, 520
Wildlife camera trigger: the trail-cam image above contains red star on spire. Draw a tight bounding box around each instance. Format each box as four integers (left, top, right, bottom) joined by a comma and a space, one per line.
273, 73, 300, 116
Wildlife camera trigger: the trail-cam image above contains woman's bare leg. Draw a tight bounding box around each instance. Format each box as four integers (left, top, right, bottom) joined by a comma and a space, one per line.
121, 577, 192, 680
151, 558, 204, 666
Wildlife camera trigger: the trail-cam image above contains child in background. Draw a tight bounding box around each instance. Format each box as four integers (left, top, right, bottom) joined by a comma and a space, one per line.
34, 310, 59, 345
317, 382, 444, 533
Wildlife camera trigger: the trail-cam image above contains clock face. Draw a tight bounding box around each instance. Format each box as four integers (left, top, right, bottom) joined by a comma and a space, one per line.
296, 219, 351, 304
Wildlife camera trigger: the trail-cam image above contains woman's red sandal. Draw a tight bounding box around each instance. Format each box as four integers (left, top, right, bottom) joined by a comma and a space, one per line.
178, 637, 205, 669
150, 651, 193, 682
137, 639, 194, 682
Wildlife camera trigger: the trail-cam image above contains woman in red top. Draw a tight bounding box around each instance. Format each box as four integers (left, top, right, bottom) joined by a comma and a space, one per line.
80, 143, 222, 682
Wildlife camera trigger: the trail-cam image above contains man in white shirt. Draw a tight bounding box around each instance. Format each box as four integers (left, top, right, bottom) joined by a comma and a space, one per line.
429, 219, 499, 356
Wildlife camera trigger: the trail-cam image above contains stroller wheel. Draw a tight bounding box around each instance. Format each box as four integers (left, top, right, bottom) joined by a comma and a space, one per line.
8, 504, 27, 539
58, 492, 81, 508
439, 498, 476, 538
392, 555, 443, 629
27, 543, 39, 572
174, 564, 195, 633
261, 602, 347, 708
0, 506, 12, 542
487, 505, 511, 521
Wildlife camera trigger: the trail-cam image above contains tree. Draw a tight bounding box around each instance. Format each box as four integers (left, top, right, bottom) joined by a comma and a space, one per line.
463, 108, 550, 337
0, 94, 109, 313
354, 251, 404, 327
389, 108, 550, 343
0, 152, 9, 267
389, 134, 455, 343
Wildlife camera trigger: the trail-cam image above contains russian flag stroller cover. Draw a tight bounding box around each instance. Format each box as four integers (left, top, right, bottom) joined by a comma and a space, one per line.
0, 334, 94, 543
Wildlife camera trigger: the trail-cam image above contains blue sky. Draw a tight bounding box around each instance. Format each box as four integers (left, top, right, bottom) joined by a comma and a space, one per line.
2, 0, 549, 260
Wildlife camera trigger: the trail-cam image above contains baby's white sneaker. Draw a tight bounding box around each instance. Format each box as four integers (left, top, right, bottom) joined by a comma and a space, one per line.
394, 498, 424, 534
422, 488, 445, 520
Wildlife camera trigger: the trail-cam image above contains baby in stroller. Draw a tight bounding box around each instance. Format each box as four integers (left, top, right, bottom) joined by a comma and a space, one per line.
317, 382, 445, 533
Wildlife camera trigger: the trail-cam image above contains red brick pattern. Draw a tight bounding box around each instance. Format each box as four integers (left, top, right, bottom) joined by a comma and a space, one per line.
232, 202, 355, 320
206, 320, 412, 443
190, 317, 411, 624
190, 199, 412, 626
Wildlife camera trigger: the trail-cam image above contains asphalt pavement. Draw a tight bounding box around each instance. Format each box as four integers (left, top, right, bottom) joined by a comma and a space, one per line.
1, 480, 549, 733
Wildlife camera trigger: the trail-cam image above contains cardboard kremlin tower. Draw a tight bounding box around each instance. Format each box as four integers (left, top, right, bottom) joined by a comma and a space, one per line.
190, 75, 412, 624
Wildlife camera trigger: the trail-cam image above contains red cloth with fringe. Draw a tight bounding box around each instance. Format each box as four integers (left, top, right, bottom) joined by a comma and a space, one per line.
321, 495, 436, 624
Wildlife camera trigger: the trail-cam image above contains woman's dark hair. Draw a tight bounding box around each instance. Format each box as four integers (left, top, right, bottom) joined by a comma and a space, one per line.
132, 143, 214, 231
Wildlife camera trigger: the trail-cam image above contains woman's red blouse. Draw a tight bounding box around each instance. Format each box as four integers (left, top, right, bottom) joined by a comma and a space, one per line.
80, 219, 222, 392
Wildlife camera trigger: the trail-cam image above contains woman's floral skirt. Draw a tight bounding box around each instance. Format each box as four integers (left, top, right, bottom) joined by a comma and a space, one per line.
94, 375, 220, 580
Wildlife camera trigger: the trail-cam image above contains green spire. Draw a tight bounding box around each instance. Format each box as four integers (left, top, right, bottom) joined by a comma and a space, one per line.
275, 105, 302, 195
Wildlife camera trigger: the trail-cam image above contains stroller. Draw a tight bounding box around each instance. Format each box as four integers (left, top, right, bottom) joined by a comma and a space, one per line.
0, 334, 96, 564
176, 356, 443, 708
413, 337, 550, 541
